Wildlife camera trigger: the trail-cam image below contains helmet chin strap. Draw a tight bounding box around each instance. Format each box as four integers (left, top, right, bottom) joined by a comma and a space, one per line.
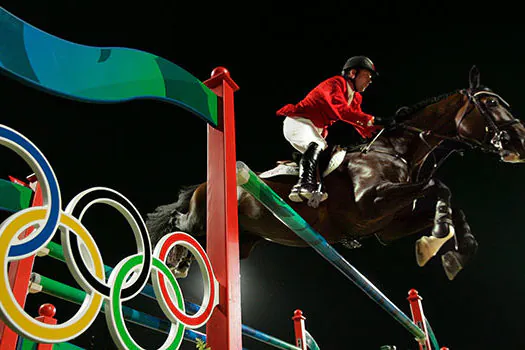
345, 68, 359, 91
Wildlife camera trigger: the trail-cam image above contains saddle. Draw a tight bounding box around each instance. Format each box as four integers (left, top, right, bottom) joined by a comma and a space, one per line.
259, 145, 348, 179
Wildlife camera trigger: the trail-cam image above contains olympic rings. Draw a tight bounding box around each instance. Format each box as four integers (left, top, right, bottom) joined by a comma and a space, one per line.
0, 124, 219, 348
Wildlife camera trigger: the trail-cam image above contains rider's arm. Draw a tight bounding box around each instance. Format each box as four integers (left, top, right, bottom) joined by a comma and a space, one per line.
327, 78, 374, 127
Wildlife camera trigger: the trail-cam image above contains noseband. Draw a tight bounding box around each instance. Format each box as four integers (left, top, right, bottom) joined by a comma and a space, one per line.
456, 89, 521, 153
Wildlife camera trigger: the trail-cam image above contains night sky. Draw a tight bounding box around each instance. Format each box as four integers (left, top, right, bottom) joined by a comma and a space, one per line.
1, 1, 524, 349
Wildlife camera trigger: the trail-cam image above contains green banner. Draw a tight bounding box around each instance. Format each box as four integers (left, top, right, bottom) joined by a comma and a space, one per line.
0, 7, 217, 126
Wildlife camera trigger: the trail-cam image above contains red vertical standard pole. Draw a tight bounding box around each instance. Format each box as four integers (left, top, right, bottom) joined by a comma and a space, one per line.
0, 176, 42, 349
35, 303, 57, 350
204, 67, 242, 350
292, 309, 307, 350
407, 289, 432, 350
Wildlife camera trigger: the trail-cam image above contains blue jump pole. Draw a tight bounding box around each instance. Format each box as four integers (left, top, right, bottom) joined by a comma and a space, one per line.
236, 161, 427, 344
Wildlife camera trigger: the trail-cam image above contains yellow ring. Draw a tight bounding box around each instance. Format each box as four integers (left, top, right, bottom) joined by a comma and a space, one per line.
0, 208, 104, 342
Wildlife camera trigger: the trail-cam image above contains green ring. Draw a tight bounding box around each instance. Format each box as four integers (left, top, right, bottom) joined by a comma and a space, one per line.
108, 255, 185, 349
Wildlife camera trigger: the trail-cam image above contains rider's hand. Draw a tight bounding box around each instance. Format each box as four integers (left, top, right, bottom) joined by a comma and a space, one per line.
375, 116, 396, 128
367, 116, 374, 127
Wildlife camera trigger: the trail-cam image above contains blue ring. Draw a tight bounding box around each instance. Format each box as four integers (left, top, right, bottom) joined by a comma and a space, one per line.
0, 126, 60, 257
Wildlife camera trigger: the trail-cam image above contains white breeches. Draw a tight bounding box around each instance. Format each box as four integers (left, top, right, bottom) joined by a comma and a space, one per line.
283, 117, 328, 153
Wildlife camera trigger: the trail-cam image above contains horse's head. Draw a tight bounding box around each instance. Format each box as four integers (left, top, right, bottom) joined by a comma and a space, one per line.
455, 66, 525, 163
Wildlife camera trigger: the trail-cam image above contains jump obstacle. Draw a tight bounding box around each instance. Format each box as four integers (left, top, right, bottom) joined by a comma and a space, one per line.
0, 6, 315, 350
0, 6, 446, 350
236, 162, 448, 350
0, 137, 314, 350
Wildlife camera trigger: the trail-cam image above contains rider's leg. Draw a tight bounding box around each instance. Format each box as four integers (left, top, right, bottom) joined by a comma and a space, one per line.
283, 117, 328, 203
290, 141, 329, 202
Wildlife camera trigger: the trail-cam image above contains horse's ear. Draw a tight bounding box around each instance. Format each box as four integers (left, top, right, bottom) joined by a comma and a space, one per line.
469, 65, 480, 89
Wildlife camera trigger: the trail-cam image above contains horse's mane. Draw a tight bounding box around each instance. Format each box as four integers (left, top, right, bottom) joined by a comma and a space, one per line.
392, 89, 462, 121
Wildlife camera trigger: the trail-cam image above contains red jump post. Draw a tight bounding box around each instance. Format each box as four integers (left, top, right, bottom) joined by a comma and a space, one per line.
203, 67, 242, 350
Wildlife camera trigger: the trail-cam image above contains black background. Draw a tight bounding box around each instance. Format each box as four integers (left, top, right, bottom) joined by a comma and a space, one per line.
1, 1, 524, 349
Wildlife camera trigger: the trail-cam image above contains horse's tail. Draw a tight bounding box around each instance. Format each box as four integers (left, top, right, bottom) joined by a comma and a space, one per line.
145, 184, 200, 247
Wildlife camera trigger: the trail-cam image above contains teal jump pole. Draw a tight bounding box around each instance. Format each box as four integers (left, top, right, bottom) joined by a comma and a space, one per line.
236, 161, 427, 343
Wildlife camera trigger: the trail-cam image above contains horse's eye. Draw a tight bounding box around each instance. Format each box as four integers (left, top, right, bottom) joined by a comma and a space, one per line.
486, 98, 498, 107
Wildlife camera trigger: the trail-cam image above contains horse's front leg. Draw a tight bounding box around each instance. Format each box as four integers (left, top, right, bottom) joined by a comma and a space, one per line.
412, 179, 457, 267
441, 209, 479, 280
377, 206, 478, 280
368, 178, 449, 220
363, 178, 455, 266
375, 206, 434, 244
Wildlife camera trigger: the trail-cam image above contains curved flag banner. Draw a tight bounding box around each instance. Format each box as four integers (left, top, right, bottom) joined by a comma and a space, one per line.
0, 7, 218, 126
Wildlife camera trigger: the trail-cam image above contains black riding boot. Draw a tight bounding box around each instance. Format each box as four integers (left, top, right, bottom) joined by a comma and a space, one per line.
289, 142, 328, 206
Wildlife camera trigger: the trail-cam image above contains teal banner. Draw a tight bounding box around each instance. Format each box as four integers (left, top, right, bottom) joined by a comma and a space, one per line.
0, 7, 218, 126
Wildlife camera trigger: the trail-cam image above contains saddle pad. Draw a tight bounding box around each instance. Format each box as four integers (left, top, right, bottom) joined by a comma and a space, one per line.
258, 146, 346, 179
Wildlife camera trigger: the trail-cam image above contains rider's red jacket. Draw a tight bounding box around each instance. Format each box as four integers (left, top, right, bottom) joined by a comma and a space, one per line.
276, 75, 381, 138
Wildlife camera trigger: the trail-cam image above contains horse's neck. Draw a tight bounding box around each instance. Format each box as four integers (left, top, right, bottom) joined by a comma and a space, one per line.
391, 94, 465, 171
410, 93, 464, 136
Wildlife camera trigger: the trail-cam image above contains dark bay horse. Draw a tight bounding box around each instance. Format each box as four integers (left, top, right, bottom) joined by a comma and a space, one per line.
146, 66, 525, 281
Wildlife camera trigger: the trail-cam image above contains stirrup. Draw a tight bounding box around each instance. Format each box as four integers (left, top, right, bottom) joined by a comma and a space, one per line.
299, 182, 328, 209
298, 187, 328, 202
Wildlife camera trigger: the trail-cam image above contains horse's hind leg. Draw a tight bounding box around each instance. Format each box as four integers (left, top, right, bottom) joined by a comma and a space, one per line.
175, 183, 207, 236
440, 209, 478, 281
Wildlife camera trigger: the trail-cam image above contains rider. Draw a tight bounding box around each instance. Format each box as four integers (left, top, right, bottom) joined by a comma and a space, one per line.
277, 55, 383, 204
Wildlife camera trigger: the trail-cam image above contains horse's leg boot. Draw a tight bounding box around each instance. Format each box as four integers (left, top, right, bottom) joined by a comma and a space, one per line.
432, 199, 454, 239
415, 228, 455, 267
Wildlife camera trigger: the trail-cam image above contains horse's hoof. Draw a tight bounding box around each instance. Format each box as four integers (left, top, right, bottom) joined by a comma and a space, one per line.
441, 251, 464, 281
341, 238, 362, 249
415, 229, 455, 267
170, 266, 189, 279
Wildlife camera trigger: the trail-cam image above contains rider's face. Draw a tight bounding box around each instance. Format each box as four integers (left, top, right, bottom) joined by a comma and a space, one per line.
354, 69, 373, 92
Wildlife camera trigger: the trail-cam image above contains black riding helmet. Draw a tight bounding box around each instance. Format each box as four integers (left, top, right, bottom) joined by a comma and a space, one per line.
342, 56, 379, 78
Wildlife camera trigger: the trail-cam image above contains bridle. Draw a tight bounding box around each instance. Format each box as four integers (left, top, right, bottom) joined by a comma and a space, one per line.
402, 88, 521, 155
361, 87, 522, 182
